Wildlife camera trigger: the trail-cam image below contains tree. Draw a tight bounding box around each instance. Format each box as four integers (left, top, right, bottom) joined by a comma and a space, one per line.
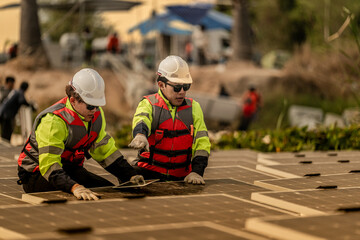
231, 0, 253, 61
19, 0, 50, 69
41, 4, 114, 42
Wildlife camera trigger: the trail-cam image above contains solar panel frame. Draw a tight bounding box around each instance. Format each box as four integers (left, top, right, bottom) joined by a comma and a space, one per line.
254, 173, 360, 191
251, 187, 360, 216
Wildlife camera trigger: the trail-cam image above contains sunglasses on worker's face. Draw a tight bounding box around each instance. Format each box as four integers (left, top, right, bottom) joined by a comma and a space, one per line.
78, 99, 98, 110
166, 82, 191, 92
86, 104, 98, 111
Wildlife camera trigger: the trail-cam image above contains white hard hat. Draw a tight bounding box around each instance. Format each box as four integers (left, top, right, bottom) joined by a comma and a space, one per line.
157, 55, 192, 84
70, 68, 106, 106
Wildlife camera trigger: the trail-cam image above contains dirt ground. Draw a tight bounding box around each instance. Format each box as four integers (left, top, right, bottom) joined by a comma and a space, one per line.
0, 59, 283, 131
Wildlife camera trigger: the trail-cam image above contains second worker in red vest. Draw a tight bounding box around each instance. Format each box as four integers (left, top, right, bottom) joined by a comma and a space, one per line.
129, 55, 211, 184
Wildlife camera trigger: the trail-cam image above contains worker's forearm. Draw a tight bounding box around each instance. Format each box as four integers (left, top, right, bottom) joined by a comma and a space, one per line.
105, 156, 137, 183
133, 122, 149, 137
191, 156, 208, 176
48, 169, 77, 193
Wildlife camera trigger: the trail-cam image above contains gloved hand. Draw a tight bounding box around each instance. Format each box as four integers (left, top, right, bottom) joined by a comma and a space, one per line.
128, 134, 149, 152
72, 184, 100, 201
184, 172, 205, 185
130, 175, 146, 185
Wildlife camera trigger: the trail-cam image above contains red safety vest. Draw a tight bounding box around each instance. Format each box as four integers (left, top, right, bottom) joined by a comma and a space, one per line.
138, 93, 194, 178
18, 97, 102, 173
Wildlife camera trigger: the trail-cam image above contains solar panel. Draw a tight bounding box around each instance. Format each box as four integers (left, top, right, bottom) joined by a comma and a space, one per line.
0, 178, 24, 199
0, 195, 288, 238
205, 166, 277, 184
208, 159, 257, 169
252, 187, 360, 215
0, 166, 19, 178
257, 150, 360, 162
246, 211, 360, 240
258, 156, 360, 165
255, 173, 360, 191
257, 162, 360, 178
22, 179, 268, 204
6, 146, 360, 239
211, 149, 258, 159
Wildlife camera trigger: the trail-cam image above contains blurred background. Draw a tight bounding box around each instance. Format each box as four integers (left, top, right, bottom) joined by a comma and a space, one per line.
1, 0, 360, 149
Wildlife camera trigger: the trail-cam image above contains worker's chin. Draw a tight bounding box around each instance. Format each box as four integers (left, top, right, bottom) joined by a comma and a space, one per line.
173, 98, 184, 106
84, 115, 94, 122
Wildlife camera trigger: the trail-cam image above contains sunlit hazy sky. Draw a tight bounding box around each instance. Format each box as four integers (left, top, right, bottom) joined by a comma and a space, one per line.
0, 0, 212, 52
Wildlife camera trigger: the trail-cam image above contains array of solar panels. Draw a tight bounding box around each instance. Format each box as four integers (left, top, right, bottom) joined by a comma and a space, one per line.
1, 143, 360, 239
249, 150, 360, 239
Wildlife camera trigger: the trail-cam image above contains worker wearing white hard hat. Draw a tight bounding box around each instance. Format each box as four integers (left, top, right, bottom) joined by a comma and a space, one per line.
129, 55, 211, 185
17, 68, 144, 200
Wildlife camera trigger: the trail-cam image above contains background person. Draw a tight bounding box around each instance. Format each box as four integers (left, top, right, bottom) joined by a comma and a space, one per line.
0, 76, 15, 104
8, 43, 18, 59
238, 85, 262, 131
128, 55, 211, 185
0, 81, 34, 142
17, 68, 144, 201
107, 32, 120, 54
82, 26, 93, 66
192, 25, 208, 65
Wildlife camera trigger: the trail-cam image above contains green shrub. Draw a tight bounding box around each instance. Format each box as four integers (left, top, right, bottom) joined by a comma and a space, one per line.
211, 125, 360, 152
114, 124, 360, 152
113, 125, 133, 149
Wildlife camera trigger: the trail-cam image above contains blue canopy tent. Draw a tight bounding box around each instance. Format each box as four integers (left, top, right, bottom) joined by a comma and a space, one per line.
127, 7, 233, 67
128, 12, 191, 36
166, 4, 213, 25
199, 10, 233, 30
128, 9, 232, 35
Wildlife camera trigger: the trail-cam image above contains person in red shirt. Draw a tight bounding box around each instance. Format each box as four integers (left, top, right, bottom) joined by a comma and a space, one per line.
8, 43, 18, 59
107, 33, 120, 54
238, 85, 262, 131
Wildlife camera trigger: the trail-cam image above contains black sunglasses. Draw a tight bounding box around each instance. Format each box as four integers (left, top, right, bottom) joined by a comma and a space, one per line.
76, 98, 98, 110
166, 82, 191, 92
86, 104, 98, 111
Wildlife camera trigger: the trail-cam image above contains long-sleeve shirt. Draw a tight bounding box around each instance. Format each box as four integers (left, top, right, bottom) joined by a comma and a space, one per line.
34, 99, 134, 191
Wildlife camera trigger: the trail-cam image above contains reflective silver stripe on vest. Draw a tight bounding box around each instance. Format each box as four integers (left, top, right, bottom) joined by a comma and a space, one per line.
98, 150, 123, 168
193, 149, 209, 158
43, 162, 62, 181
20, 158, 39, 172
176, 102, 193, 128
93, 133, 111, 150
32, 102, 66, 130
151, 105, 172, 131
194, 130, 209, 140
39, 146, 64, 155
59, 110, 75, 124
20, 134, 40, 172
135, 112, 150, 119
147, 94, 158, 104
